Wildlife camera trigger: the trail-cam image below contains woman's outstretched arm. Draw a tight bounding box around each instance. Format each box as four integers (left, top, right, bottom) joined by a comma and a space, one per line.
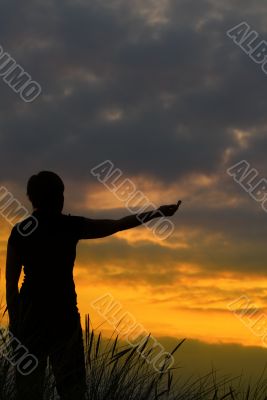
117, 200, 182, 231
80, 200, 182, 239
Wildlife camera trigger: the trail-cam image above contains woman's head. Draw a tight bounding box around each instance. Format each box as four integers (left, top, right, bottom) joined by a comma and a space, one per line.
27, 171, 64, 213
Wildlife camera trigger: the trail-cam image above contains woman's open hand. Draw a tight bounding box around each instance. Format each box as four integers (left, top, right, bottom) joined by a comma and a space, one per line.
158, 200, 182, 217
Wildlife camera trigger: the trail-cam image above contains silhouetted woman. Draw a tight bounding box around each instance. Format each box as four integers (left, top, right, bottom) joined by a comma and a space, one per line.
6, 171, 181, 400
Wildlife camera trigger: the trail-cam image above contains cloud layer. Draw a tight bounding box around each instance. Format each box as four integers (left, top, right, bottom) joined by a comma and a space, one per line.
1, 0, 267, 354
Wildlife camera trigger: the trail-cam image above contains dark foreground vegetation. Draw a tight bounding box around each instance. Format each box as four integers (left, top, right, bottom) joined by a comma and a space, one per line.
1, 315, 267, 400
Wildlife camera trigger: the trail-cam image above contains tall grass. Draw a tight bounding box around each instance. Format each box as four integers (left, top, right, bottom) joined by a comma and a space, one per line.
1, 314, 267, 399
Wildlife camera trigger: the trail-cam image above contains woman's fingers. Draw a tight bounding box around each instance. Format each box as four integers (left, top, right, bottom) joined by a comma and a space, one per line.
158, 201, 182, 216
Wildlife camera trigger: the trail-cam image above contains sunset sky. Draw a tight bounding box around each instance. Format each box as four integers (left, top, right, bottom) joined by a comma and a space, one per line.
1, 0, 267, 381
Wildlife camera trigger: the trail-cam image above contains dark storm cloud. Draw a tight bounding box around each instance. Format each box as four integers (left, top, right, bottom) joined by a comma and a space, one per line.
0, 0, 267, 184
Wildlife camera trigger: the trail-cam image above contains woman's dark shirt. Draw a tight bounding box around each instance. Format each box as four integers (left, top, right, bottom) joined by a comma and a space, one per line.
8, 211, 91, 314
